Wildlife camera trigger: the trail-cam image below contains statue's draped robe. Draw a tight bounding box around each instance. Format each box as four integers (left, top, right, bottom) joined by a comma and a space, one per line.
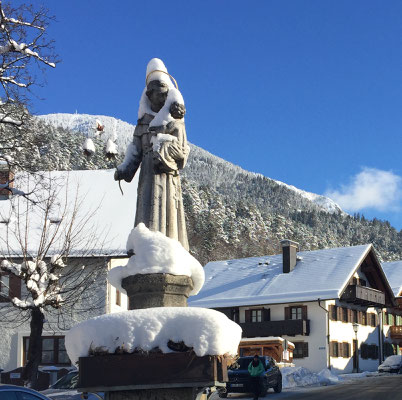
121, 113, 189, 250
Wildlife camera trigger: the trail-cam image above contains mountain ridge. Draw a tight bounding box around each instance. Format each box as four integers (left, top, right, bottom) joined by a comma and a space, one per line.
31, 113, 402, 265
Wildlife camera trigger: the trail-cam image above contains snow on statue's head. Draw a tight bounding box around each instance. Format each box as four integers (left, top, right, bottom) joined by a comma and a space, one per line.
138, 58, 184, 122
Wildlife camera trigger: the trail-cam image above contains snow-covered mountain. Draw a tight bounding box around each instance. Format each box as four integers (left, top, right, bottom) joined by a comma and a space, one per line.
31, 113, 402, 264
37, 113, 343, 215
38, 113, 134, 156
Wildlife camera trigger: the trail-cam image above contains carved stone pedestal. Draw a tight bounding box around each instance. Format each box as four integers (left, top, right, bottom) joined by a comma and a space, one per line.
122, 273, 194, 309
78, 352, 228, 400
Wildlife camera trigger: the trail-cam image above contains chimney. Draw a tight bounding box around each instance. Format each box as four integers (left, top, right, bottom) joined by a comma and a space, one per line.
281, 239, 299, 273
0, 162, 14, 200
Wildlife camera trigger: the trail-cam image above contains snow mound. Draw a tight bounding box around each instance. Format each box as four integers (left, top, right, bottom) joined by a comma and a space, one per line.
65, 307, 242, 365
281, 366, 341, 388
108, 223, 205, 296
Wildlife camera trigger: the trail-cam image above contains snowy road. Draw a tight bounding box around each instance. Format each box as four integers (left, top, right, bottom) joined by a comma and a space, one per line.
210, 374, 402, 400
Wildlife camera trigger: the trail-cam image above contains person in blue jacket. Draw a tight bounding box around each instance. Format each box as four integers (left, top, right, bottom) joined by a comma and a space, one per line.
248, 354, 264, 400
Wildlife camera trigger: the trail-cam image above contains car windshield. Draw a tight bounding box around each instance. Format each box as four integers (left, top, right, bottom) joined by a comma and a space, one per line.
230, 358, 264, 370
382, 355, 402, 367
51, 372, 78, 389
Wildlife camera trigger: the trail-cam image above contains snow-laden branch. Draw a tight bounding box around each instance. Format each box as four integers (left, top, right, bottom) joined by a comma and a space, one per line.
0, 1, 57, 102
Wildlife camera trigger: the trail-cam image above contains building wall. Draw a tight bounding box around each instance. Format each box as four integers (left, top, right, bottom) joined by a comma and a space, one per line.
0, 257, 112, 372
327, 300, 381, 373
107, 258, 129, 313
239, 301, 328, 373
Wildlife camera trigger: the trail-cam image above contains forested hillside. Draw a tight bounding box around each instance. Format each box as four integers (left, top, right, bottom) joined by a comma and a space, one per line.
9, 114, 402, 265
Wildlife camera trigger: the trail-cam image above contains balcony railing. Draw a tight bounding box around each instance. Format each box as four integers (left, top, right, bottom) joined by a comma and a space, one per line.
341, 284, 385, 306
239, 319, 310, 338
390, 326, 402, 340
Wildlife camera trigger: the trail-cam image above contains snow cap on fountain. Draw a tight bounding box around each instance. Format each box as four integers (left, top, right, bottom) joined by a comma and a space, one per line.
108, 223, 205, 296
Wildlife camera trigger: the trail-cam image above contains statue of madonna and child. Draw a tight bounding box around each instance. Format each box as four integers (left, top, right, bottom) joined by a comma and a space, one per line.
114, 58, 190, 251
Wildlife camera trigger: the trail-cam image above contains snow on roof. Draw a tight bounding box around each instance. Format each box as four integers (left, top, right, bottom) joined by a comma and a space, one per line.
0, 169, 138, 257
188, 244, 373, 308
382, 261, 402, 296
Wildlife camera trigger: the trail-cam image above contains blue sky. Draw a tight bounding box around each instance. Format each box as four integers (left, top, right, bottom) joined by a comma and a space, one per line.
21, 0, 402, 229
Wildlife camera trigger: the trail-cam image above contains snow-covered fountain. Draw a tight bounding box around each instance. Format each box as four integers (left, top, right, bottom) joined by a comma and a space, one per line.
65, 59, 241, 400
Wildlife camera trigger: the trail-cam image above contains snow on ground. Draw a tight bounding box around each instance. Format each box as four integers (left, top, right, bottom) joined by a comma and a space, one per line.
281, 366, 341, 388
65, 307, 242, 365
108, 223, 205, 295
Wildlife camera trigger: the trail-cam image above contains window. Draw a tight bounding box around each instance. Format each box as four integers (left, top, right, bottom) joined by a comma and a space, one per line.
388, 313, 394, 326
353, 309, 358, 323
231, 308, 239, 323
361, 344, 378, 360
361, 312, 367, 326
251, 309, 262, 322
342, 342, 351, 358
116, 289, 121, 306
293, 342, 308, 359
290, 306, 302, 320
23, 336, 70, 366
330, 305, 338, 321
0, 273, 9, 297
342, 307, 348, 323
370, 313, 376, 327
330, 341, 339, 357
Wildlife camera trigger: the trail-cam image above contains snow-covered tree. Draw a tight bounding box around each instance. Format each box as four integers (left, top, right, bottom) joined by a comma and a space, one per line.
0, 175, 106, 388
0, 0, 57, 194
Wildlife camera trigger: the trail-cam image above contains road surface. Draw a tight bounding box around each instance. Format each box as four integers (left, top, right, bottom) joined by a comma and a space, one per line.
210, 374, 402, 400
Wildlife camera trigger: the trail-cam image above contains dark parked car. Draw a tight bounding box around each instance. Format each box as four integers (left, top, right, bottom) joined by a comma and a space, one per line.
219, 356, 282, 398
0, 384, 52, 400
378, 355, 402, 373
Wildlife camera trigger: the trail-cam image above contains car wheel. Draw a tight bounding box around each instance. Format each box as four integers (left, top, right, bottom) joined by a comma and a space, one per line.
218, 391, 228, 398
273, 377, 282, 393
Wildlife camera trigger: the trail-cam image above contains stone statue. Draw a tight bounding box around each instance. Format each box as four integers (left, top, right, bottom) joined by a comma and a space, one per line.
114, 58, 190, 250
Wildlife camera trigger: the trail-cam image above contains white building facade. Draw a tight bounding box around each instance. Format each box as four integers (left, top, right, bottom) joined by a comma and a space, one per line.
189, 242, 395, 374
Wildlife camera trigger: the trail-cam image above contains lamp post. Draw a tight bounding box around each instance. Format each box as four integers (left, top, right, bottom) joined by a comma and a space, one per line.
353, 322, 359, 373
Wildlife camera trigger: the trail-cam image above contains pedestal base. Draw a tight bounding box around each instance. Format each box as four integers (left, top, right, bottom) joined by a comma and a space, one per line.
121, 273, 194, 309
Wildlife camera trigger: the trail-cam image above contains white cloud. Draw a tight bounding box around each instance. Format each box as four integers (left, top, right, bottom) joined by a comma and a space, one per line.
325, 167, 402, 212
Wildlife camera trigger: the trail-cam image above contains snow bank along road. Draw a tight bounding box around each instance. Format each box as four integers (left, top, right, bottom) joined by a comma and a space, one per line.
210, 374, 402, 400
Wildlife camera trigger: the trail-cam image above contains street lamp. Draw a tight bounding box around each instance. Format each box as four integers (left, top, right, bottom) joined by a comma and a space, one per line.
353, 323, 359, 373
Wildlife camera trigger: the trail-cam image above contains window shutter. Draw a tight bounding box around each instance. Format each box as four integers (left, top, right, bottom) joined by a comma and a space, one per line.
348, 343, 351, 358
357, 311, 362, 324
337, 307, 342, 321
302, 306, 308, 320
302, 342, 309, 358
347, 309, 353, 323
9, 274, 21, 299
263, 308, 270, 322
329, 305, 334, 320
284, 307, 290, 320
338, 342, 343, 357
245, 310, 251, 323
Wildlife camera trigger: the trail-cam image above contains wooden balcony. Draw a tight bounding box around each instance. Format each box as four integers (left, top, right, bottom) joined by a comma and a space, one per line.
239, 319, 310, 338
341, 284, 385, 306
390, 326, 402, 340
